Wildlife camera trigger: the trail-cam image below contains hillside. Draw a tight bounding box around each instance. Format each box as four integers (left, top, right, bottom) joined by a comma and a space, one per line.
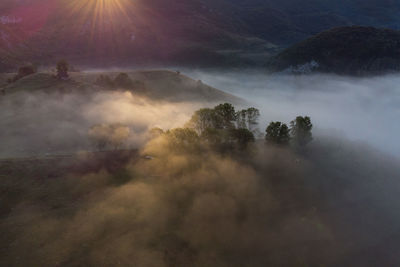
74, 70, 243, 103
269, 26, 400, 75
1, 70, 243, 104
1, 0, 400, 70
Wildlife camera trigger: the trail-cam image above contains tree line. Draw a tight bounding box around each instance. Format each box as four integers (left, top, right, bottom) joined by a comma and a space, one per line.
148, 103, 313, 153
88, 103, 313, 152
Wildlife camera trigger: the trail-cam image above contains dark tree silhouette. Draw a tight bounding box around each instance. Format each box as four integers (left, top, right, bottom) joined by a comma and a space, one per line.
186, 103, 257, 151
56, 60, 69, 80
245, 107, 260, 132
290, 116, 313, 147
9, 64, 36, 83
236, 107, 260, 133
187, 108, 218, 134
187, 103, 237, 134
265, 121, 290, 145
214, 103, 237, 129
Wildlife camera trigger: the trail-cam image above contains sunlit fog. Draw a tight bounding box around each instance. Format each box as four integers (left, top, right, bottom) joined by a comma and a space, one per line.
1, 0, 400, 266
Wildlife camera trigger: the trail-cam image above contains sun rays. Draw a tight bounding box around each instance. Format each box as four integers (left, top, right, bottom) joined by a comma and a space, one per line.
66, 0, 133, 30
62, 0, 137, 53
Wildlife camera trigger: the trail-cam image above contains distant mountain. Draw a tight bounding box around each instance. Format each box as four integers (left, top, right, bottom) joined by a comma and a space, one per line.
231, 0, 400, 44
269, 26, 400, 75
1, 0, 400, 71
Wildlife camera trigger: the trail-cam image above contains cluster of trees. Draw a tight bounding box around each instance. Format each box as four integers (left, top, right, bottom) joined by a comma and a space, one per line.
149, 103, 260, 152
265, 116, 313, 147
85, 103, 313, 153
187, 104, 259, 134
186, 103, 260, 150
95, 73, 145, 90
150, 103, 313, 153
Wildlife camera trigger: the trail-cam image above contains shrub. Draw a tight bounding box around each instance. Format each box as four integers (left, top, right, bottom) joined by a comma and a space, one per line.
9, 64, 36, 83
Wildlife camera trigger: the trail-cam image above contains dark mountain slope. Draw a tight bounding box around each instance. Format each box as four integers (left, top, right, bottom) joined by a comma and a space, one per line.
1, 0, 400, 70
269, 26, 400, 75
230, 0, 400, 44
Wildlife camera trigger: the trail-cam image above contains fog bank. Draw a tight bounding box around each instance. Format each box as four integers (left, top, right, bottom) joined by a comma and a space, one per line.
0, 90, 204, 158
184, 70, 400, 157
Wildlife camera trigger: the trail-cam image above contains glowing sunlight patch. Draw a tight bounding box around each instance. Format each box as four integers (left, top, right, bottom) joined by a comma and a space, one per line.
68, 0, 132, 25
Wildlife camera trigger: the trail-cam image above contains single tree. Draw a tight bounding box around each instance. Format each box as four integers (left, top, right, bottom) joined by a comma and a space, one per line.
246, 107, 260, 132
236, 109, 248, 129
56, 60, 69, 80
265, 121, 290, 145
9, 64, 36, 83
186, 108, 218, 134
290, 116, 313, 147
17, 65, 36, 77
236, 107, 260, 133
214, 103, 237, 129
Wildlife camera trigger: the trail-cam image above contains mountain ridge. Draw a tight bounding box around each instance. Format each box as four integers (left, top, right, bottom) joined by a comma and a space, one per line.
1, 0, 400, 71
269, 26, 400, 75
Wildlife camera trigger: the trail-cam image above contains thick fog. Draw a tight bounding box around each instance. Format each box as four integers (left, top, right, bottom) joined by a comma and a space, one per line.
2, 116, 400, 266
0, 90, 203, 158
1, 71, 400, 266
1, 71, 399, 158
184, 70, 400, 157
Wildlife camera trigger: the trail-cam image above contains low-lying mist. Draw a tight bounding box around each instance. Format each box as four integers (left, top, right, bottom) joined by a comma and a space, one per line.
1, 127, 400, 266
184, 70, 400, 157
1, 69, 400, 266
0, 90, 206, 158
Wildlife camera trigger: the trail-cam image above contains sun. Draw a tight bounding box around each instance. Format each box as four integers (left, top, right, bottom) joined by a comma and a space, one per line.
67, 0, 133, 24
63, 0, 135, 46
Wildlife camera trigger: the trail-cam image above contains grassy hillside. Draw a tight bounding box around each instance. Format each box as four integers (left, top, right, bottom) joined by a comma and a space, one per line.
1, 70, 243, 104
72, 70, 243, 104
